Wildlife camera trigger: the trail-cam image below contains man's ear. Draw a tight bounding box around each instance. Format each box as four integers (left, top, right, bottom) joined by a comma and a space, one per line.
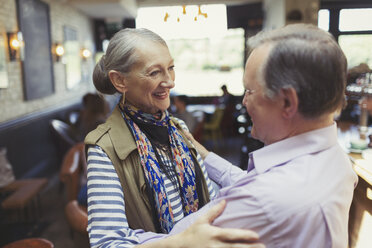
108, 70, 128, 94
280, 87, 298, 119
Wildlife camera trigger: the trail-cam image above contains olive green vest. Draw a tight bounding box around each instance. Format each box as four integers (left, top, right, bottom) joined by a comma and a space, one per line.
85, 106, 210, 232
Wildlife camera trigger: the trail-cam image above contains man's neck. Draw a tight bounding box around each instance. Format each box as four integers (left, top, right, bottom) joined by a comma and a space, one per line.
287, 113, 334, 139
266, 113, 335, 146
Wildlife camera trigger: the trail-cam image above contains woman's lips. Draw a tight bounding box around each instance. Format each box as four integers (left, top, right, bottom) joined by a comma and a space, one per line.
153, 91, 168, 99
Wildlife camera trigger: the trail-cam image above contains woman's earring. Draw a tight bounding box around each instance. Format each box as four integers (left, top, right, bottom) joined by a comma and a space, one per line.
121, 93, 126, 105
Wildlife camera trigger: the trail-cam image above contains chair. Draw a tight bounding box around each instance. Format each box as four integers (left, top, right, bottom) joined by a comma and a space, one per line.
59, 143, 89, 240
2, 238, 54, 248
49, 119, 77, 160
67, 111, 80, 126
202, 108, 225, 148
59, 142, 86, 201
64, 200, 88, 236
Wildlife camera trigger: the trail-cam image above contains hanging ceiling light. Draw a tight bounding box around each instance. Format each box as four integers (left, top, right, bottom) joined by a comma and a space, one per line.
163, 5, 208, 23
198, 5, 208, 18
164, 12, 169, 22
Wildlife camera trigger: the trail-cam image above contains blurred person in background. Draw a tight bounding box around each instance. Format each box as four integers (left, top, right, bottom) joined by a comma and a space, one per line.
172, 94, 198, 133
219, 84, 237, 136
73, 93, 110, 142
219, 84, 234, 107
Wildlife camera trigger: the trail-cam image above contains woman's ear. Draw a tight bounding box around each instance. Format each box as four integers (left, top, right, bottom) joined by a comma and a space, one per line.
108, 70, 127, 94
280, 87, 298, 119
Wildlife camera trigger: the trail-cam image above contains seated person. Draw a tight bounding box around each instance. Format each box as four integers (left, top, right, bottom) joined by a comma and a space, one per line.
135, 23, 358, 248
77, 183, 87, 207
347, 63, 371, 85
73, 93, 110, 141
73, 93, 110, 206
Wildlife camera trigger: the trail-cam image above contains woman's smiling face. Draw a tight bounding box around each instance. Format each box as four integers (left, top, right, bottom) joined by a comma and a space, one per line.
124, 40, 175, 114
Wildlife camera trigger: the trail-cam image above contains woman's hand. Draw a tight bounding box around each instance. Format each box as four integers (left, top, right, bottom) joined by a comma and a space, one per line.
175, 200, 265, 248
138, 200, 264, 248
184, 131, 210, 160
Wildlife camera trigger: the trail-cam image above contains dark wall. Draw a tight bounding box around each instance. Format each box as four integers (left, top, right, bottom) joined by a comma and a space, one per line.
17, 0, 55, 100
227, 3, 263, 30
93, 18, 135, 52
0, 102, 81, 179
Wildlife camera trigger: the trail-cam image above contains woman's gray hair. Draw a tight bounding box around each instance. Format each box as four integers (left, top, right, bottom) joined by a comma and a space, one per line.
248, 23, 347, 118
92, 28, 168, 94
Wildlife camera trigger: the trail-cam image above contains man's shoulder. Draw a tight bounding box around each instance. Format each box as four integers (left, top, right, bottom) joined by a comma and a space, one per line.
249, 149, 351, 212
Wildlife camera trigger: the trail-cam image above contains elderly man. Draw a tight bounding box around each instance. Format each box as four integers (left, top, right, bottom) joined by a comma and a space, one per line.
138, 23, 357, 248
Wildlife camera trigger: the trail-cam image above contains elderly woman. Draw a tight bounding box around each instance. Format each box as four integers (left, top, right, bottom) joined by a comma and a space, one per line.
85, 28, 260, 248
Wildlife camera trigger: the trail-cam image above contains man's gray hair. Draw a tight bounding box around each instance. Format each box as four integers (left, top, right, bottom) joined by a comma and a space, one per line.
248, 23, 347, 118
93, 28, 168, 95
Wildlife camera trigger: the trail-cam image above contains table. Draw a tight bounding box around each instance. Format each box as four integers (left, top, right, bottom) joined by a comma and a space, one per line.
337, 121, 372, 184
0, 178, 48, 222
337, 121, 372, 248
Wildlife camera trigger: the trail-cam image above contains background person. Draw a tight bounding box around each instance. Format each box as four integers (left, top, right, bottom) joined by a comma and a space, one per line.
85, 28, 261, 248
172, 94, 198, 133
73, 93, 110, 142
219, 84, 234, 107
219, 84, 237, 137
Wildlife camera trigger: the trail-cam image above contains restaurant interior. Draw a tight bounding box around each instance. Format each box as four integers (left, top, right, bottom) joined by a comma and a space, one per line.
0, 0, 371, 247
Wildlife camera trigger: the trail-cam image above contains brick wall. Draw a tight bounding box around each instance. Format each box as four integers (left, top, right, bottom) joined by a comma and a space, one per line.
0, 0, 96, 123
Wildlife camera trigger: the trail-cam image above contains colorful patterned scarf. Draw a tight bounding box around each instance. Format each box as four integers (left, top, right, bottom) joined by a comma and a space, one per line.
121, 105, 199, 233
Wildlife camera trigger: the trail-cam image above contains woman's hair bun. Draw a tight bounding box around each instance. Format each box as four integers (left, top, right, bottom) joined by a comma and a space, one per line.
92, 55, 117, 95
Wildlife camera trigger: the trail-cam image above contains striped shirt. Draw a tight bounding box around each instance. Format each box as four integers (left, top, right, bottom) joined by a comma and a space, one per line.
87, 120, 217, 248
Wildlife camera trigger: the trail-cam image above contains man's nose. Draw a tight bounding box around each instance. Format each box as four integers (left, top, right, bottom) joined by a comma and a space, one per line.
242, 93, 247, 106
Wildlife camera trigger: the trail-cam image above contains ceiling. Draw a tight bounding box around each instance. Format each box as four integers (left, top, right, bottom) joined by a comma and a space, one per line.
65, 0, 138, 19
66, 0, 260, 19
66, 0, 360, 20
136, 0, 260, 7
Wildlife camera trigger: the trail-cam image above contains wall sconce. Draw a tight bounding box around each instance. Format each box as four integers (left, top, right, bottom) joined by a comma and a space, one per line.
7, 32, 23, 61
81, 48, 91, 61
53, 43, 65, 62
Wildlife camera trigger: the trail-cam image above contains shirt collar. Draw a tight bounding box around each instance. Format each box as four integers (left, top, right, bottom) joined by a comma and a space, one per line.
250, 123, 338, 174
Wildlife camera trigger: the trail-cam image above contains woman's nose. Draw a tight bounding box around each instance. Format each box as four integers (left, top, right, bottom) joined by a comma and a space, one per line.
160, 80, 175, 88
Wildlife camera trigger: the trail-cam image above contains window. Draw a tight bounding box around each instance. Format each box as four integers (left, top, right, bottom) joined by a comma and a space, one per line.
319, 7, 372, 70
339, 8, 372, 32
318, 9, 329, 31
136, 4, 245, 96
339, 34, 372, 69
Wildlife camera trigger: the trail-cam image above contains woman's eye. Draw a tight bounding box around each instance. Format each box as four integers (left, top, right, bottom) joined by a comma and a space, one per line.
150, 70, 160, 77
168, 65, 175, 71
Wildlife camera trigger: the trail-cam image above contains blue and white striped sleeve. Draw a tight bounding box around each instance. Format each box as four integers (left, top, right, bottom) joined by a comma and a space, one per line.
87, 145, 140, 248
175, 118, 217, 199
